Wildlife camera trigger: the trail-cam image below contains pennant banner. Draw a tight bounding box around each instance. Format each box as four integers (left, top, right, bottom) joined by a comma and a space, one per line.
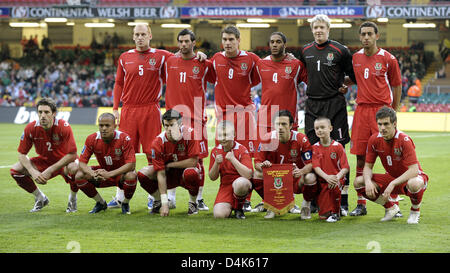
263, 164, 294, 215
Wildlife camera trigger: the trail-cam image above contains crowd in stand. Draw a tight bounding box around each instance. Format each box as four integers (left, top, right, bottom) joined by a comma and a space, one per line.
0, 39, 434, 110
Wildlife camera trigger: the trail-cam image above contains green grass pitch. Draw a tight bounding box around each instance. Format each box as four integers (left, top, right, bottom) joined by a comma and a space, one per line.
0, 123, 449, 253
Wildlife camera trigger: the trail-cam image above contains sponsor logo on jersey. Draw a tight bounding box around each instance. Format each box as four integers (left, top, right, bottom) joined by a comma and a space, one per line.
274, 177, 283, 189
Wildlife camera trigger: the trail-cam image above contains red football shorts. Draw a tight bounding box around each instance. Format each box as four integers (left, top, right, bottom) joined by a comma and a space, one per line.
30, 156, 67, 181
214, 178, 243, 206
371, 173, 429, 195
165, 163, 203, 190
350, 104, 384, 156
119, 103, 161, 155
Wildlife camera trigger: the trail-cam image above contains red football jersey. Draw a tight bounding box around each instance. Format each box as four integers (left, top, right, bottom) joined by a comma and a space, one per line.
366, 130, 427, 179
352, 48, 402, 106
113, 48, 174, 109
211, 50, 260, 109
150, 126, 200, 172
256, 55, 307, 128
209, 141, 253, 186
80, 130, 136, 171
164, 56, 215, 124
312, 140, 349, 176
255, 130, 312, 169
18, 118, 77, 164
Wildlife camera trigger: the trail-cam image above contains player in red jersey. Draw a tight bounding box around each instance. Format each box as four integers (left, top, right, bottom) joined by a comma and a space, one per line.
211, 25, 261, 157
211, 25, 260, 212
164, 29, 216, 211
209, 120, 253, 219
253, 110, 316, 219
75, 113, 137, 214
10, 98, 79, 213
110, 23, 172, 208
255, 32, 308, 136
137, 109, 203, 217
113, 24, 173, 157
311, 117, 349, 222
353, 107, 428, 224
348, 22, 403, 217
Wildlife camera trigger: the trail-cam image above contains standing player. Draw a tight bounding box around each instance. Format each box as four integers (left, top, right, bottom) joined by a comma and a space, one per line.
164, 29, 216, 211
256, 32, 308, 137
137, 110, 203, 217
10, 98, 79, 212
253, 110, 316, 219
254, 32, 308, 213
353, 107, 428, 224
300, 14, 356, 215
75, 113, 137, 214
211, 25, 260, 211
109, 23, 172, 208
209, 120, 253, 219
311, 117, 349, 222
211, 25, 261, 157
348, 21, 403, 217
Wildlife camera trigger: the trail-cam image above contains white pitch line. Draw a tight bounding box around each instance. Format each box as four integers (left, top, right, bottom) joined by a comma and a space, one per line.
411, 133, 450, 138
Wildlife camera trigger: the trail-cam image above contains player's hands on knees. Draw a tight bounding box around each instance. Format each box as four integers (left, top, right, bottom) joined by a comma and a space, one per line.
160, 204, 169, 217
29, 169, 43, 184
94, 169, 108, 181
382, 183, 395, 202
365, 181, 378, 199
36, 169, 51, 184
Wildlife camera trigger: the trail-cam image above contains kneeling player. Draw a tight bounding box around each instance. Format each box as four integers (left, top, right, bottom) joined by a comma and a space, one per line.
10, 98, 79, 213
137, 109, 203, 217
75, 113, 137, 214
209, 121, 253, 219
353, 106, 428, 224
311, 117, 349, 222
253, 110, 316, 219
